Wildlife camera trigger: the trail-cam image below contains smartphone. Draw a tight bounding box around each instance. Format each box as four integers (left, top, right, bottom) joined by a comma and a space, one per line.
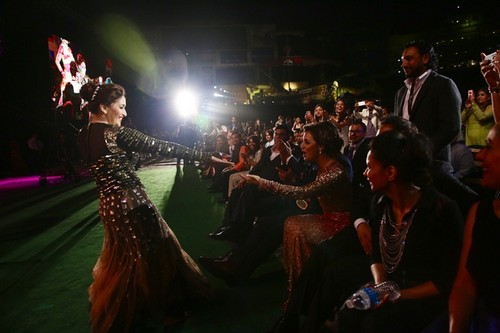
468, 89, 474, 100
484, 52, 496, 62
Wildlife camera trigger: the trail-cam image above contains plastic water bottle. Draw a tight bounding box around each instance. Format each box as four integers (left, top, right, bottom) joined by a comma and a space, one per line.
345, 281, 401, 310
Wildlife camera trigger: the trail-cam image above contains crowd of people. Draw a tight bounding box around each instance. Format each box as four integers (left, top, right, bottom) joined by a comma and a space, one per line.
190, 42, 500, 333
3, 38, 500, 333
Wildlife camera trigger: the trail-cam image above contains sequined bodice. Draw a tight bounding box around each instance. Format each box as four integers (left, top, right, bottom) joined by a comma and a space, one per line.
89, 153, 142, 197
258, 160, 352, 213
78, 124, 209, 198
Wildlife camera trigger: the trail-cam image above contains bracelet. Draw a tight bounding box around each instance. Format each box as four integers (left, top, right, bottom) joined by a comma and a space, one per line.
489, 87, 500, 93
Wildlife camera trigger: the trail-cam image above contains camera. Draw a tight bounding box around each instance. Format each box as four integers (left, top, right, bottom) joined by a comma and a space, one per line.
484, 52, 496, 62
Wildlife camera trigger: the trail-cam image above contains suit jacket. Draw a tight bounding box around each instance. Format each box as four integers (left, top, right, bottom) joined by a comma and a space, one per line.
250, 144, 302, 182
343, 138, 370, 181
394, 71, 461, 162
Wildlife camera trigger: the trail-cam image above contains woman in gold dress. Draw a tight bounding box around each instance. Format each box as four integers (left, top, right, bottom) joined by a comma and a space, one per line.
245, 121, 352, 293
77, 82, 211, 333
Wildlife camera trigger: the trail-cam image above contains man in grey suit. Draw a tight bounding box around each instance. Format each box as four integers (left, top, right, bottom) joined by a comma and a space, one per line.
394, 40, 477, 217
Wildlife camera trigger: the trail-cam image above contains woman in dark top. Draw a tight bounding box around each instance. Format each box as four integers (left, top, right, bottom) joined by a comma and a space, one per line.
333, 131, 463, 333
77, 82, 212, 333
448, 123, 500, 332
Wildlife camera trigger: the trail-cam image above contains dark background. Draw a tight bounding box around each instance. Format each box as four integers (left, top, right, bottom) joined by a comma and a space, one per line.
0, 0, 497, 138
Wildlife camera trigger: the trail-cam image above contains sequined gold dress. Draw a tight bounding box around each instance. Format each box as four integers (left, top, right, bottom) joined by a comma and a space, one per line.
258, 160, 352, 291
77, 124, 211, 333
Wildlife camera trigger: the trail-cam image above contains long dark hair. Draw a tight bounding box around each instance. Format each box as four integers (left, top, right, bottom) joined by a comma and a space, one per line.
247, 135, 262, 155
303, 121, 343, 157
304, 121, 352, 180
370, 131, 432, 187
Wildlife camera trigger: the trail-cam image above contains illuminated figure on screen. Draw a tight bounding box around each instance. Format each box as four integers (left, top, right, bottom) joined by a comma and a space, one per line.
55, 38, 75, 106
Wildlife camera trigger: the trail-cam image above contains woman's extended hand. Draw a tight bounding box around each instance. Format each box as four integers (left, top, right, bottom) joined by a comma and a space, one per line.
242, 174, 261, 186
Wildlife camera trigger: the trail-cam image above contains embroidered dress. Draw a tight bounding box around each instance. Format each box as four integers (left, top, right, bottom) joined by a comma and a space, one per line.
258, 161, 352, 291
78, 124, 211, 333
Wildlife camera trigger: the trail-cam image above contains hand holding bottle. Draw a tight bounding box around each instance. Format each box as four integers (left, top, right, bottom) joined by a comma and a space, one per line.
345, 281, 401, 310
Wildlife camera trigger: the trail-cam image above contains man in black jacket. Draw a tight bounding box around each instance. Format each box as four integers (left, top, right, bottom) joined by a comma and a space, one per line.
342, 120, 370, 200
394, 40, 477, 217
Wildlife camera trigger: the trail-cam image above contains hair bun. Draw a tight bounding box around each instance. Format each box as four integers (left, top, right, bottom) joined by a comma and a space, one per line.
80, 82, 98, 102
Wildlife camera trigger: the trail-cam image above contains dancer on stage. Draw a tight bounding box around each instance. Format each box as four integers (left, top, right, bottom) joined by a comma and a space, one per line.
77, 81, 212, 333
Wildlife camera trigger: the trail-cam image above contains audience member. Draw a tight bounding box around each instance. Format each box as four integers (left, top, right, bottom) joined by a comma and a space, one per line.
314, 104, 328, 123
447, 123, 500, 333
450, 134, 477, 181
264, 129, 274, 148
353, 99, 381, 139
330, 130, 463, 333
206, 125, 302, 242
244, 122, 352, 294
304, 110, 315, 126
394, 39, 478, 218
292, 117, 304, 132
330, 98, 351, 147
480, 50, 500, 122
208, 131, 248, 194
461, 87, 494, 147
342, 120, 369, 199
266, 116, 418, 333
227, 135, 263, 198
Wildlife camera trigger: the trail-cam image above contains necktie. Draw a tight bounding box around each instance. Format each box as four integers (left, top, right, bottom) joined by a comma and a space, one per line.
348, 146, 355, 161
408, 82, 415, 114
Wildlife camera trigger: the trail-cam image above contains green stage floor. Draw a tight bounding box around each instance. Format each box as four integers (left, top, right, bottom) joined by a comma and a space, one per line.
0, 162, 287, 332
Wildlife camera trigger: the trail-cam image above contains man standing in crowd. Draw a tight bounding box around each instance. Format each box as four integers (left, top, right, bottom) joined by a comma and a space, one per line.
394, 40, 478, 217
343, 120, 370, 199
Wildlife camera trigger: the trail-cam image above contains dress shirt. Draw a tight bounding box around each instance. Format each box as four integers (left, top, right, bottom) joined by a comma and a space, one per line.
403, 69, 432, 119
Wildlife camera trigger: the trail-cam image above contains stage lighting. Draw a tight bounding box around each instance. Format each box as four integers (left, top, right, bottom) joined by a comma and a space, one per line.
174, 89, 198, 117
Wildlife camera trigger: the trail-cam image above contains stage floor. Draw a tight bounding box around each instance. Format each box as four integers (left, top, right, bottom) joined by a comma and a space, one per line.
0, 162, 287, 332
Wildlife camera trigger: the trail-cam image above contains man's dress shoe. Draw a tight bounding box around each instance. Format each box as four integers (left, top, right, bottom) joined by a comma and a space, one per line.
208, 225, 236, 241
198, 256, 239, 286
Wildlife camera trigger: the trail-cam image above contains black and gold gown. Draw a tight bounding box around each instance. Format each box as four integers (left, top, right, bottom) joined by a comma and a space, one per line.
77, 123, 211, 333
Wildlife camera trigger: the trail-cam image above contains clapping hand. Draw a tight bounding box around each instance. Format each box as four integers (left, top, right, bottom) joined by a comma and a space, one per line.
274, 139, 292, 160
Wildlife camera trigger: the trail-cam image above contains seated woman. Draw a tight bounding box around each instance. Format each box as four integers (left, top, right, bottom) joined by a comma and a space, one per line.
447, 126, 500, 332
331, 130, 463, 333
227, 135, 263, 198
266, 116, 419, 333
245, 121, 352, 294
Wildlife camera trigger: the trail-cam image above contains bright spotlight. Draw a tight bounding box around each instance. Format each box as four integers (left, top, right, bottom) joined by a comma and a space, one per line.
174, 89, 198, 117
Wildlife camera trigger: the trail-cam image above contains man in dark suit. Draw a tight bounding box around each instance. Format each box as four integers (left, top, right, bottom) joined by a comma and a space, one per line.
207, 125, 305, 240
394, 40, 477, 217
342, 120, 370, 200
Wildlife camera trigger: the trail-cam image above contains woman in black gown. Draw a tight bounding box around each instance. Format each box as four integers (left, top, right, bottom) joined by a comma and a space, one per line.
77, 82, 211, 333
